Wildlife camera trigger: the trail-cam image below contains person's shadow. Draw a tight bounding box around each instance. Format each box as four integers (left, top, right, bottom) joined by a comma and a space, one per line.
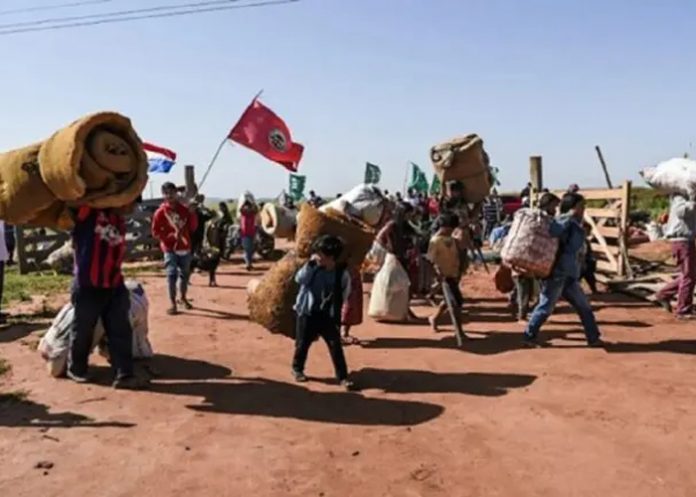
348, 368, 536, 396
148, 377, 444, 427
0, 397, 135, 429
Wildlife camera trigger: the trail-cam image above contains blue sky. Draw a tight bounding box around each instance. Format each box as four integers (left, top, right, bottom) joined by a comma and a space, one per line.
0, 0, 694, 199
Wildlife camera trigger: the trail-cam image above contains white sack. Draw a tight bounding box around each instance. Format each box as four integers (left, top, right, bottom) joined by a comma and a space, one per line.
320, 184, 387, 227
641, 158, 696, 197
368, 253, 411, 322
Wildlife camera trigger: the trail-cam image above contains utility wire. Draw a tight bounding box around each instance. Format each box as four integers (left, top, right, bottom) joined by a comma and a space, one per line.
0, 0, 116, 17
0, 0, 298, 36
0, 0, 253, 29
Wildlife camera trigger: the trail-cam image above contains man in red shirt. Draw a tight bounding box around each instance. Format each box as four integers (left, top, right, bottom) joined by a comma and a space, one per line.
239, 200, 258, 271
152, 183, 198, 315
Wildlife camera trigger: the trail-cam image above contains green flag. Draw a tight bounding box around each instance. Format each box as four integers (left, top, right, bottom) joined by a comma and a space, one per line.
288, 174, 306, 202
490, 166, 501, 187
430, 174, 442, 196
408, 162, 429, 194
364, 162, 381, 184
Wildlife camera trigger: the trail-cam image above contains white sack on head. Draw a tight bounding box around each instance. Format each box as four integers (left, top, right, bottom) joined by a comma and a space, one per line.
641, 158, 696, 197
237, 191, 257, 219
320, 183, 387, 227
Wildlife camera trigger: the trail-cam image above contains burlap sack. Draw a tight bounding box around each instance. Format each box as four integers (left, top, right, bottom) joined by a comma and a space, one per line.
501, 208, 559, 278
248, 251, 305, 337
295, 203, 375, 267
431, 134, 491, 203
0, 112, 148, 229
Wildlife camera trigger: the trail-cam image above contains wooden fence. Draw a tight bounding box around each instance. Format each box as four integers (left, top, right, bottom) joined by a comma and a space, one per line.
547, 182, 632, 281
16, 199, 163, 274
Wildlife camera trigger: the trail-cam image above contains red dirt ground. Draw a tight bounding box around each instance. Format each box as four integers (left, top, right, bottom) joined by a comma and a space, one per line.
1, 260, 695, 497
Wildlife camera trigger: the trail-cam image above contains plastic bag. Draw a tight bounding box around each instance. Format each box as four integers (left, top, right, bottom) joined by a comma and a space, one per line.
641, 158, 696, 197
368, 253, 411, 322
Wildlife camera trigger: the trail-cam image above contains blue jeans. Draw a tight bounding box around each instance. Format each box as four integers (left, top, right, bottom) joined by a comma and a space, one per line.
241, 236, 255, 267
164, 252, 192, 303
524, 276, 600, 343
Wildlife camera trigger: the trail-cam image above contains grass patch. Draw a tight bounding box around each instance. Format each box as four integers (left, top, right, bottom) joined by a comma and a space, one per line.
3, 267, 71, 307
0, 358, 10, 376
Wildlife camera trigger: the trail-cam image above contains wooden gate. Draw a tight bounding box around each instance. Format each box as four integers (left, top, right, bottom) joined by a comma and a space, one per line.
16, 199, 163, 274
549, 181, 632, 280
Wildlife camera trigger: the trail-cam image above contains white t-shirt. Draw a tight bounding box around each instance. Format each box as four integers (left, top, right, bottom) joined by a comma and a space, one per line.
0, 222, 9, 263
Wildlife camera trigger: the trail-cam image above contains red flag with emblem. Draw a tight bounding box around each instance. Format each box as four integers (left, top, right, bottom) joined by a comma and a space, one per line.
228, 99, 304, 172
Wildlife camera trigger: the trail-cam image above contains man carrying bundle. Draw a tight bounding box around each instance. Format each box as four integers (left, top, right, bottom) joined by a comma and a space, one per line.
654, 192, 696, 319
523, 192, 604, 348
68, 205, 145, 389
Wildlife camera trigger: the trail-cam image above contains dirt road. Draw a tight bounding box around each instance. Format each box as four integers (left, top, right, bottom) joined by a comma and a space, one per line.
1, 261, 695, 497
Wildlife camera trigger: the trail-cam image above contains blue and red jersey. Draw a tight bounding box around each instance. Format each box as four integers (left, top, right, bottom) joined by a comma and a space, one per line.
72, 207, 126, 288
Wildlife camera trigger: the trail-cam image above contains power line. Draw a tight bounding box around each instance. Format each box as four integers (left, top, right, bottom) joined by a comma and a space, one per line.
0, 0, 299, 36
0, 0, 116, 17
0, 0, 255, 29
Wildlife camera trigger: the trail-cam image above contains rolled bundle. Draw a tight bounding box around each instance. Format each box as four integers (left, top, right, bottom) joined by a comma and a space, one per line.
0, 112, 148, 229
295, 203, 375, 267
431, 134, 491, 203
260, 203, 297, 239
248, 251, 305, 337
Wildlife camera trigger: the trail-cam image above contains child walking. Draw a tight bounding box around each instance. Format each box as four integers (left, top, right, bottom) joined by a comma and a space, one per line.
152, 182, 198, 315
292, 235, 353, 390
523, 193, 603, 347
427, 213, 465, 336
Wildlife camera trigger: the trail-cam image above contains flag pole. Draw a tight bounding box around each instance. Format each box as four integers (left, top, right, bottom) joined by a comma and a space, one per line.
402, 161, 411, 194
198, 89, 264, 191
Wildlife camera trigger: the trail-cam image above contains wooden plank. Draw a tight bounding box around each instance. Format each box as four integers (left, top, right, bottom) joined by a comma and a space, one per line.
590, 243, 620, 256
15, 227, 30, 275
584, 214, 619, 269
586, 207, 620, 218
597, 226, 620, 238
596, 259, 619, 273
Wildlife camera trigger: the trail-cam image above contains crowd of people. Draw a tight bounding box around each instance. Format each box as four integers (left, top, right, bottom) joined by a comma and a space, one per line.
3, 177, 692, 392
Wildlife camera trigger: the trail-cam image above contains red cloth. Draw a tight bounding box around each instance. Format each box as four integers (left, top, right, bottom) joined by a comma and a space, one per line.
229, 99, 304, 172
341, 268, 363, 326
239, 210, 257, 237
427, 197, 440, 217
152, 201, 198, 253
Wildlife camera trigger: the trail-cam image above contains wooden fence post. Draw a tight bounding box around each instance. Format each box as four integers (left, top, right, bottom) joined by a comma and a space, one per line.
15, 227, 30, 275
617, 180, 632, 278
184, 165, 197, 200
529, 156, 543, 205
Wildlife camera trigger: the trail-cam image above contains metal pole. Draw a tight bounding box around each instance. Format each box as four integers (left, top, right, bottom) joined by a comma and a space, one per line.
402, 162, 411, 194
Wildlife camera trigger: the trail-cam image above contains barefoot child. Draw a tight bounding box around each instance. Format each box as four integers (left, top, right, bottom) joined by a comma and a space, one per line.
427, 213, 464, 335
292, 235, 353, 390
152, 182, 198, 315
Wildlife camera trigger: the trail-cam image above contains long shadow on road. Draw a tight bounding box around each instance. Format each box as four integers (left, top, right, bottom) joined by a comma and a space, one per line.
349, 368, 536, 396
0, 397, 135, 429
148, 377, 444, 427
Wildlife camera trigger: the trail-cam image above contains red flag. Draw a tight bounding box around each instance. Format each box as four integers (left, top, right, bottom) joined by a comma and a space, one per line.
228, 99, 304, 172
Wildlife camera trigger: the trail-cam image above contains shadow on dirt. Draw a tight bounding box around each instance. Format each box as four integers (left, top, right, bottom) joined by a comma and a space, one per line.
347, 369, 536, 396
0, 322, 47, 344
149, 377, 444, 426
0, 397, 135, 429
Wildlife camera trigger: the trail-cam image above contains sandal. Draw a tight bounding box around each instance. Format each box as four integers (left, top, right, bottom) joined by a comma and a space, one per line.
342, 336, 360, 345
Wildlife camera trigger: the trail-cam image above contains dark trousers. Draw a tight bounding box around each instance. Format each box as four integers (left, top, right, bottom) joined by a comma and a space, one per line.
0, 262, 5, 312
515, 276, 535, 319
293, 314, 348, 381
657, 240, 696, 315
69, 285, 133, 379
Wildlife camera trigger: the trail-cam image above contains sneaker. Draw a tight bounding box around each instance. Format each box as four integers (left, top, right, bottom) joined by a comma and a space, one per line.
293, 371, 308, 383
112, 375, 149, 390
655, 298, 673, 313
339, 379, 355, 391
66, 370, 90, 383
587, 338, 606, 348
522, 336, 542, 348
